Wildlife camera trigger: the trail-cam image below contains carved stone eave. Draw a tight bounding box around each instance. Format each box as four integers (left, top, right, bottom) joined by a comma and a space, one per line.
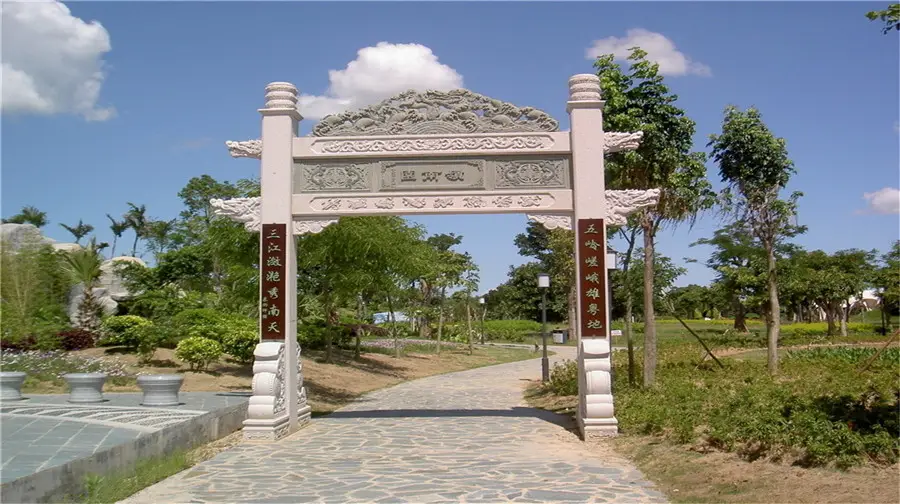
226, 131, 643, 160
527, 188, 661, 230
210, 197, 337, 235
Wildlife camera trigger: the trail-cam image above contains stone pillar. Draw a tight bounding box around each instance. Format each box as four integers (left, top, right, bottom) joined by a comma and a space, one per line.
567, 74, 618, 438
243, 82, 310, 441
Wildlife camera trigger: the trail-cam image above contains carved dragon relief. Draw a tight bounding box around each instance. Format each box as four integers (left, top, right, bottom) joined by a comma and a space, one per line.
526, 188, 662, 230
311, 89, 560, 137
209, 197, 338, 235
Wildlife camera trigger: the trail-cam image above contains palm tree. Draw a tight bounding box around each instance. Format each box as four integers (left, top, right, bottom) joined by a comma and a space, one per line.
144, 218, 177, 260
3, 205, 49, 228
61, 238, 105, 333
59, 219, 94, 244
124, 202, 148, 257
106, 214, 129, 258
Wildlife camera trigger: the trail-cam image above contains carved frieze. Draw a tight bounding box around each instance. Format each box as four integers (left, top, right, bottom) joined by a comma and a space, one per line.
308, 135, 555, 155
307, 193, 556, 214
381, 159, 484, 191
495, 159, 567, 189
527, 214, 573, 230
311, 89, 559, 137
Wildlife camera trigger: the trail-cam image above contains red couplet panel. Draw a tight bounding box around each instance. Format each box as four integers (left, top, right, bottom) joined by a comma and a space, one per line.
260, 223, 287, 340
577, 219, 607, 338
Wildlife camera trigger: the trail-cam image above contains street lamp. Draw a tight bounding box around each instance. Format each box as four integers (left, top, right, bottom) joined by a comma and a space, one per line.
537, 272, 550, 383
479, 297, 486, 344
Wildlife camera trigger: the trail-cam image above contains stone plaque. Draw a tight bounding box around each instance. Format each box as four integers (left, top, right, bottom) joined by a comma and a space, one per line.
260, 224, 287, 341
380, 159, 484, 191
577, 219, 607, 338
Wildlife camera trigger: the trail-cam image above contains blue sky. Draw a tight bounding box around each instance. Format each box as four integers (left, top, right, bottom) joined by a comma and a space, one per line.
2, 1, 898, 294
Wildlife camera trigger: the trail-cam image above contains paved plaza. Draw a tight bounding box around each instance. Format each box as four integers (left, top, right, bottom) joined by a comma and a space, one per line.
123, 348, 667, 503
0, 392, 249, 484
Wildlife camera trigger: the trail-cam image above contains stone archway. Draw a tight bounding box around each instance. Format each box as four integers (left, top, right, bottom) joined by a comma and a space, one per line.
213, 75, 659, 441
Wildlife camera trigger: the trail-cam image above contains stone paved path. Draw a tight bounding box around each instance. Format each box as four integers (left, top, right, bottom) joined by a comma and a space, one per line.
122, 348, 667, 503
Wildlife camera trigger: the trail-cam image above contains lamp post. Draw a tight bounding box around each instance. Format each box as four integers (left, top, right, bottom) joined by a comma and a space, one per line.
478, 297, 486, 344
538, 272, 550, 383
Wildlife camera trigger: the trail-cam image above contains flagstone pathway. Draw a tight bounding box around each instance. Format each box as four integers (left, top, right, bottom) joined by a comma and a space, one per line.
121, 346, 667, 503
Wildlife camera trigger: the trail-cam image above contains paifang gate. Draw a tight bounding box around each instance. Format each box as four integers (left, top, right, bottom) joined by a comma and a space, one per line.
212, 75, 660, 442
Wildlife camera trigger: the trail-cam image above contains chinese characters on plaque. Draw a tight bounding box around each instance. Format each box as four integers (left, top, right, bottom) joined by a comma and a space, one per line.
260, 224, 287, 340
577, 219, 607, 337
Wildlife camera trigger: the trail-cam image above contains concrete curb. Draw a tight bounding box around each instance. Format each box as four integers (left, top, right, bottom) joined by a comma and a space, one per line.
0, 400, 248, 503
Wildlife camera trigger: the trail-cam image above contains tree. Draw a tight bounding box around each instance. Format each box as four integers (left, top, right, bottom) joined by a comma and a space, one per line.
866, 4, 900, 33
874, 241, 900, 330
124, 202, 148, 257
594, 48, 715, 387
144, 219, 177, 261
61, 239, 105, 333
3, 206, 49, 228
514, 222, 575, 334
668, 284, 715, 319
106, 214, 129, 258
708, 105, 804, 374
59, 219, 94, 244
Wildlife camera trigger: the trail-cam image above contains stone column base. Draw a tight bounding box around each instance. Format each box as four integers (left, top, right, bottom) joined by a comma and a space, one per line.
579, 417, 619, 440
243, 414, 291, 441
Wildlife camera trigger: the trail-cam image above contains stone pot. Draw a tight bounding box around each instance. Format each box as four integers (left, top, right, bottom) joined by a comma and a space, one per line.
63, 373, 107, 403
0, 372, 27, 401
137, 374, 184, 407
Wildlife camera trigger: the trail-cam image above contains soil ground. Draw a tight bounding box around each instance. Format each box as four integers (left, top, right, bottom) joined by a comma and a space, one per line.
523, 382, 900, 504
55, 345, 537, 415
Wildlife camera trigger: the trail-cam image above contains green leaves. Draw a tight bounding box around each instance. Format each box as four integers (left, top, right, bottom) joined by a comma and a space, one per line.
866, 3, 900, 34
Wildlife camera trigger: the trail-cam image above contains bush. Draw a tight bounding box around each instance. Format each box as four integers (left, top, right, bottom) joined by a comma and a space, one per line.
100, 315, 153, 349
548, 359, 578, 396
174, 337, 223, 371
482, 320, 542, 342
58, 329, 96, 351
172, 309, 229, 342
222, 321, 258, 365
612, 344, 900, 468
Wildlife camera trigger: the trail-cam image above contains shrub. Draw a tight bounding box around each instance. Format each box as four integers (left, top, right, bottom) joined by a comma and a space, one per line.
222, 321, 258, 365
172, 308, 229, 342
58, 329, 96, 351
548, 359, 578, 396
174, 337, 222, 371
482, 320, 542, 342
100, 315, 153, 349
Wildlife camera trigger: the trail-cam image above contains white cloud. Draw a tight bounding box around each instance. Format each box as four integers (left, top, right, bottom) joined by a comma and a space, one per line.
862, 187, 900, 215
1, 1, 114, 121
585, 28, 711, 77
298, 42, 464, 120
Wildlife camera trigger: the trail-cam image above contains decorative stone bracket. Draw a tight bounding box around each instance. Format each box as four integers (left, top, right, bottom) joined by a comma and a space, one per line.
210, 197, 337, 235
526, 188, 661, 230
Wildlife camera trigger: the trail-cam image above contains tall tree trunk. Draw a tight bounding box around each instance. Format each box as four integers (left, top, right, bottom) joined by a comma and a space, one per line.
765, 242, 780, 375
625, 292, 636, 386
387, 294, 399, 358
355, 294, 364, 359
131, 234, 139, 257
466, 289, 474, 355
840, 301, 850, 337
436, 289, 446, 356
110, 236, 117, 259
619, 226, 639, 386
641, 218, 657, 387
825, 305, 837, 336
325, 304, 338, 364
733, 296, 749, 333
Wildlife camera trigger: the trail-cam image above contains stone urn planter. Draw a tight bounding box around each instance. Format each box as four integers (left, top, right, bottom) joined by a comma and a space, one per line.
62, 373, 107, 403
137, 374, 184, 407
0, 372, 27, 401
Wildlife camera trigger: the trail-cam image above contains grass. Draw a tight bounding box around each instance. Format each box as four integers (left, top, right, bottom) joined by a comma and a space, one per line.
524, 332, 900, 503
71, 451, 193, 504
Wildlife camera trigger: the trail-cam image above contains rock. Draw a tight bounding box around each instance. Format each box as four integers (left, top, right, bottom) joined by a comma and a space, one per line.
100, 256, 146, 300
67, 257, 146, 325
0, 223, 53, 251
